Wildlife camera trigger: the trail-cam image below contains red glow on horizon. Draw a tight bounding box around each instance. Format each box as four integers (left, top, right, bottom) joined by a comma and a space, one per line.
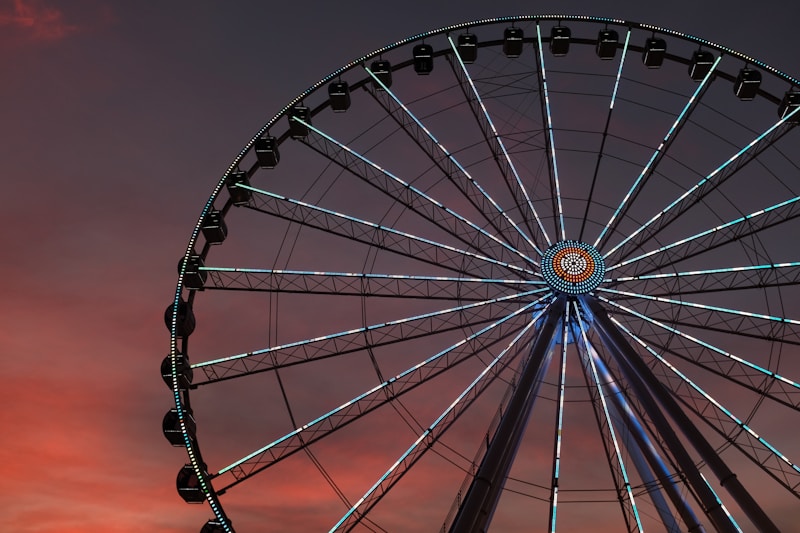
0, 0, 78, 41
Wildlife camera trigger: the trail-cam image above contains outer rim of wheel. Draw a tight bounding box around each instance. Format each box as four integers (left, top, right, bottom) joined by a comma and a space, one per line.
166, 15, 800, 532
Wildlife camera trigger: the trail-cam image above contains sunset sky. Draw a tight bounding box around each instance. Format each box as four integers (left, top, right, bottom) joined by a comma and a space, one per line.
1, 1, 798, 532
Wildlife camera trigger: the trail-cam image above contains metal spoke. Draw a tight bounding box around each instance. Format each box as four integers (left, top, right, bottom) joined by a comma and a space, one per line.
595, 55, 721, 251
192, 289, 549, 384
606, 261, 800, 295
449, 296, 566, 532
547, 304, 570, 532
656, 316, 800, 350
579, 324, 706, 531
584, 295, 776, 532
293, 115, 537, 269
362, 66, 540, 259
446, 35, 551, 251
701, 473, 745, 532
603, 106, 799, 265
440, 338, 534, 533
599, 285, 800, 346
598, 286, 800, 326
210, 297, 546, 492
572, 304, 644, 532
613, 317, 800, 497
605, 194, 800, 277
201, 266, 544, 300
237, 182, 537, 279
330, 313, 541, 532
534, 23, 566, 241
579, 29, 631, 242
600, 296, 800, 410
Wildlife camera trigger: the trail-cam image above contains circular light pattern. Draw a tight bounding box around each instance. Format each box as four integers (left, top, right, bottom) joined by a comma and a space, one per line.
541, 240, 605, 295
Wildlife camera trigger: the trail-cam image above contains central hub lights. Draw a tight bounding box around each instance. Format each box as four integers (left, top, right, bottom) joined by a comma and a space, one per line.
541, 240, 605, 295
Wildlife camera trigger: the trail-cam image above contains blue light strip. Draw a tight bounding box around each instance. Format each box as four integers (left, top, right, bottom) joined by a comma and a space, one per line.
194, 288, 549, 369
363, 67, 541, 259
595, 55, 721, 252
548, 305, 570, 533
202, 266, 545, 286
608, 30, 631, 112
598, 296, 800, 390
536, 24, 565, 242
607, 261, 800, 283
605, 105, 800, 265
598, 287, 800, 325
573, 304, 644, 531
293, 115, 539, 268
217, 294, 550, 476
448, 35, 553, 248
700, 473, 744, 533
330, 309, 543, 532
607, 194, 800, 272
612, 317, 800, 480
238, 182, 538, 277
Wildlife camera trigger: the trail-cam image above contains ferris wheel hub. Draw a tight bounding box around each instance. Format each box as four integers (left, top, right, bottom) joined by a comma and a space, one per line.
541, 240, 605, 295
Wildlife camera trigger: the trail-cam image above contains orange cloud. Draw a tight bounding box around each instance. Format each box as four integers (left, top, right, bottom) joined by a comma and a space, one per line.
0, 0, 78, 41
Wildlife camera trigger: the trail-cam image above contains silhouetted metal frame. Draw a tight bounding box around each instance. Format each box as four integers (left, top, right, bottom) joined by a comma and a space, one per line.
581, 296, 780, 533
167, 15, 800, 532
449, 296, 565, 532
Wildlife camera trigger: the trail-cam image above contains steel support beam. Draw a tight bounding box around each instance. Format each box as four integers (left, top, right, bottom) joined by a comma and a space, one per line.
609, 401, 683, 532
582, 296, 779, 533
583, 338, 702, 532
449, 296, 565, 533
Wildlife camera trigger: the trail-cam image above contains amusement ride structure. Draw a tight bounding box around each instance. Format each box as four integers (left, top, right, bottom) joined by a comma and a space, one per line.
163, 15, 800, 532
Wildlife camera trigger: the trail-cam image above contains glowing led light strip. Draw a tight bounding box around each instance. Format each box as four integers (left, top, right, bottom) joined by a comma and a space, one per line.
217, 295, 550, 476
609, 30, 631, 111
330, 309, 542, 532
598, 287, 800, 325
536, 24, 565, 242
202, 266, 545, 285
293, 115, 539, 269
201, 266, 543, 300
194, 288, 548, 368
607, 194, 800, 272
363, 67, 541, 260
238, 182, 537, 277
700, 473, 744, 532
613, 317, 800, 480
596, 55, 721, 251
608, 261, 800, 283
448, 35, 553, 248
580, 30, 630, 243
573, 304, 644, 531
548, 305, 570, 533
605, 105, 800, 266
599, 296, 800, 390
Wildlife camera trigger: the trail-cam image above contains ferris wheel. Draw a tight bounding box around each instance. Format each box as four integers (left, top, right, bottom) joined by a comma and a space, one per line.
163, 15, 800, 532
